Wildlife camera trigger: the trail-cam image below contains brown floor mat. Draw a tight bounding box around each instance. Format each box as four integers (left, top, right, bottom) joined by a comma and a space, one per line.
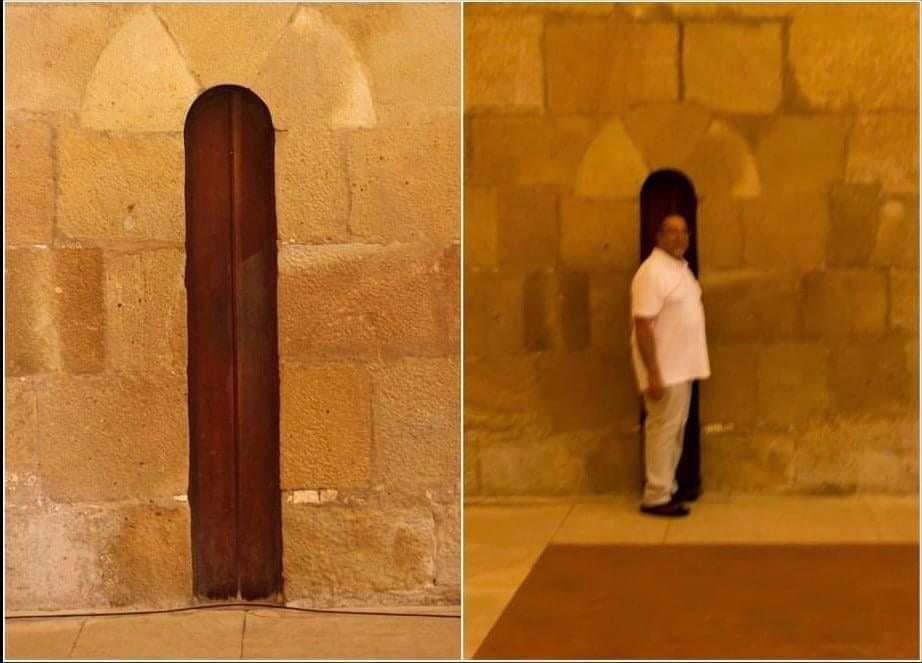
475, 543, 919, 660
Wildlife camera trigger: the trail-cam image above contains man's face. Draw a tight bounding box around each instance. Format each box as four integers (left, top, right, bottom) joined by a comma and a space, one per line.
656, 214, 689, 259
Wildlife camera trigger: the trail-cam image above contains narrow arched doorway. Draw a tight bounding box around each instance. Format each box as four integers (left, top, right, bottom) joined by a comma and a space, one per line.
185, 85, 282, 600
639, 169, 702, 498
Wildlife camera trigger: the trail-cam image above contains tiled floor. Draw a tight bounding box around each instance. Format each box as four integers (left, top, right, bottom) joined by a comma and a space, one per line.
463, 494, 919, 658
5, 606, 460, 660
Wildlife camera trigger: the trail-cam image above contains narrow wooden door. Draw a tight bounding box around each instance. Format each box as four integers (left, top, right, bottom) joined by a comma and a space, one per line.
639, 169, 701, 496
185, 85, 282, 600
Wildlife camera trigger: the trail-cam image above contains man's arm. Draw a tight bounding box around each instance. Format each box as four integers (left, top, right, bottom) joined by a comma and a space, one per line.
634, 316, 664, 400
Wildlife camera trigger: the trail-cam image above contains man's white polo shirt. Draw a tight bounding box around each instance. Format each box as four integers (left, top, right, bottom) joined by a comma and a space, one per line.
629, 247, 711, 392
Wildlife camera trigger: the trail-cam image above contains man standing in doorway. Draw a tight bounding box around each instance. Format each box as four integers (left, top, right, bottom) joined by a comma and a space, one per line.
630, 213, 710, 517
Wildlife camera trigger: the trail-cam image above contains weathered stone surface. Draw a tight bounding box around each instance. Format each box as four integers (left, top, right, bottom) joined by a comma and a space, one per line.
623, 102, 711, 172
680, 120, 760, 199
827, 182, 882, 267
790, 5, 918, 111
464, 270, 525, 358
466, 115, 598, 189
464, 435, 481, 495
282, 504, 435, 601
890, 270, 918, 333
575, 118, 648, 200
684, 23, 782, 113
545, 19, 678, 113
464, 187, 498, 268
348, 118, 459, 244
846, 113, 918, 195
279, 243, 455, 360
756, 116, 849, 194
464, 355, 548, 434
496, 188, 559, 269
372, 358, 459, 491
743, 194, 827, 271
700, 270, 800, 341
252, 7, 375, 131
104, 249, 186, 372
58, 129, 184, 242
536, 351, 638, 434
828, 338, 910, 413
589, 272, 632, 354
698, 196, 744, 270
6, 378, 40, 504
758, 343, 829, 426
464, 14, 543, 112
276, 129, 350, 244
6, 248, 105, 376
700, 344, 758, 429
702, 432, 795, 493
6, 119, 55, 245
523, 271, 590, 352
280, 364, 372, 490
81, 9, 200, 132
155, 4, 295, 88
871, 197, 919, 268
671, 2, 799, 18
6, 4, 136, 112
433, 502, 460, 592
36, 373, 188, 501
802, 270, 887, 337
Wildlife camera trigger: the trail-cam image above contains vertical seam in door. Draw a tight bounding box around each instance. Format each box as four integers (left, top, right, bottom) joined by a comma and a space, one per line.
229, 88, 242, 597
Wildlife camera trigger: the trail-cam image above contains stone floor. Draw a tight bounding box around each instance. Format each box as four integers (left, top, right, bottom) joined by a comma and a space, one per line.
463, 494, 919, 658
5, 605, 460, 660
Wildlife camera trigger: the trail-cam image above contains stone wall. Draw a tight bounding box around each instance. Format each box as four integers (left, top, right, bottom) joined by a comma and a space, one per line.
6, 3, 459, 610
464, 2, 918, 498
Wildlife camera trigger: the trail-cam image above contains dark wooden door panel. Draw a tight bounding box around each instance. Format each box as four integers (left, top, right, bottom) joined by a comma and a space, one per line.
185, 85, 281, 600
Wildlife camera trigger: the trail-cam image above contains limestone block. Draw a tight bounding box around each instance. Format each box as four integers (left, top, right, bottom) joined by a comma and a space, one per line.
743, 194, 828, 271
671, 3, 799, 18
702, 432, 795, 492
496, 188, 558, 269
282, 504, 435, 600
700, 270, 800, 341
827, 182, 882, 267
680, 120, 761, 199
36, 372, 188, 502
347, 118, 459, 244
464, 355, 549, 435
684, 23, 782, 113
466, 115, 598, 189
846, 113, 919, 195
464, 436, 481, 495
536, 351, 637, 434
699, 344, 758, 428
5, 4, 136, 112
466, 3, 616, 16
276, 129, 350, 244
623, 102, 711, 172
828, 338, 910, 413
790, 6, 918, 110
890, 270, 918, 332
252, 7, 375, 131
523, 271, 590, 352
871, 196, 919, 268
756, 116, 849, 194
81, 9, 200, 132
464, 187, 498, 268
58, 129, 184, 242
464, 14, 543, 112
574, 118, 648, 200
697, 196, 744, 270
589, 271, 632, 354
278, 243, 455, 361
463, 270, 525, 358
6, 119, 55, 245
757, 343, 829, 426
104, 249, 186, 372
280, 364, 371, 490
371, 358, 460, 491
155, 4, 295, 88
802, 270, 887, 337
6, 248, 105, 376
6, 378, 40, 505
545, 19, 678, 113
433, 502, 460, 592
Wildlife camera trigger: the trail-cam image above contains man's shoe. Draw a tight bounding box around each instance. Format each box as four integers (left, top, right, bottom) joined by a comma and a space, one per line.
673, 486, 701, 503
640, 500, 690, 518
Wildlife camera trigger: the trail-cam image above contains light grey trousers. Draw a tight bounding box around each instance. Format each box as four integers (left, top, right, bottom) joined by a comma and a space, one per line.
642, 381, 692, 506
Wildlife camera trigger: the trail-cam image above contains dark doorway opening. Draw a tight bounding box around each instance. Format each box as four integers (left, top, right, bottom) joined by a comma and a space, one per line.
185, 85, 282, 600
638, 169, 701, 497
